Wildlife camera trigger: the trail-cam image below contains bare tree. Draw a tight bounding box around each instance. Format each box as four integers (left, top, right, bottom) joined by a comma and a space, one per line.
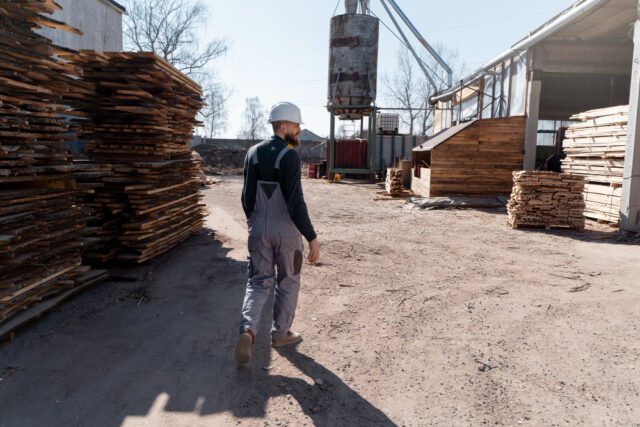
200, 82, 231, 138
123, 0, 228, 79
383, 48, 421, 135
384, 43, 467, 136
238, 97, 267, 141
123, 0, 230, 135
416, 43, 467, 136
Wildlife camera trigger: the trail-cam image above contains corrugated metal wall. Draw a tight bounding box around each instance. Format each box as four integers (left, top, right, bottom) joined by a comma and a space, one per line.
374, 135, 427, 170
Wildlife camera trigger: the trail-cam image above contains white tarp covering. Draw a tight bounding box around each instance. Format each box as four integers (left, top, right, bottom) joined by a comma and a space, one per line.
501, 63, 510, 117
509, 54, 527, 116
461, 96, 478, 121
481, 75, 493, 119
437, 53, 529, 129
492, 65, 503, 117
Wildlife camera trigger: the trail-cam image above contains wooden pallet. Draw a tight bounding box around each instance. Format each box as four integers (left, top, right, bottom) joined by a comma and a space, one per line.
0, 269, 108, 342
510, 223, 584, 231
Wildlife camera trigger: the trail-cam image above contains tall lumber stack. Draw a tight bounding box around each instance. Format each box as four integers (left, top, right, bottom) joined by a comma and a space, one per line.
0, 0, 106, 328
507, 171, 585, 230
65, 51, 206, 263
562, 105, 628, 225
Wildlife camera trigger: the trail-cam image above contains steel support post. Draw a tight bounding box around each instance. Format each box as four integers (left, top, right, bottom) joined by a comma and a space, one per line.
523, 80, 541, 170
621, 5, 640, 231
369, 109, 377, 173
391, 134, 395, 166
379, 133, 384, 172
329, 109, 336, 177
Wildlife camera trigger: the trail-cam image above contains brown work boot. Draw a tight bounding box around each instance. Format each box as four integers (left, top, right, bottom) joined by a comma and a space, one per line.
234, 330, 253, 365
271, 331, 303, 348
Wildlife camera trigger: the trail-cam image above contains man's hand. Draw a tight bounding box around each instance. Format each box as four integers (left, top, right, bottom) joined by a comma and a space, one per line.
308, 238, 320, 264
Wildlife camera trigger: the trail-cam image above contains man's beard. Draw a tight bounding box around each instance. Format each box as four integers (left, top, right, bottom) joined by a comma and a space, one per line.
284, 132, 300, 147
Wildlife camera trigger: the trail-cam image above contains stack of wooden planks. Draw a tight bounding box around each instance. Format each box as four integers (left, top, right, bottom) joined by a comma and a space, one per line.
507, 171, 585, 230
562, 105, 628, 225
72, 155, 116, 262
0, 0, 107, 329
65, 51, 206, 263
385, 168, 405, 195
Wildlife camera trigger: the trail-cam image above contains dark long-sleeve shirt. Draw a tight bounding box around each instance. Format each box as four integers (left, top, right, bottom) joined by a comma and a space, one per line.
241, 136, 317, 242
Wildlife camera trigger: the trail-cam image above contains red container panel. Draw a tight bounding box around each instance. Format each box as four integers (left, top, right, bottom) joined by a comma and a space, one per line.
326, 139, 368, 170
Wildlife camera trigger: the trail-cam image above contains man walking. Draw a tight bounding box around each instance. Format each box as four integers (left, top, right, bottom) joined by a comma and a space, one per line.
235, 102, 320, 365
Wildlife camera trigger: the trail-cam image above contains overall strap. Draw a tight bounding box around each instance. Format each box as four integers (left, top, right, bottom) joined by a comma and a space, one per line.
275, 146, 291, 170
250, 143, 291, 182
248, 145, 261, 180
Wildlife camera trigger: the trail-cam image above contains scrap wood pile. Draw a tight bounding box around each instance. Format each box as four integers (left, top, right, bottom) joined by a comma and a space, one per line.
385, 168, 405, 195
192, 144, 247, 175
0, 0, 106, 329
64, 51, 206, 263
562, 105, 628, 225
507, 171, 585, 230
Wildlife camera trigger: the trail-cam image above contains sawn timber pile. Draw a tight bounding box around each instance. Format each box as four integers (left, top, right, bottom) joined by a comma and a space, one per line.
72, 155, 115, 261
0, 0, 106, 328
65, 51, 206, 264
507, 171, 585, 230
562, 105, 628, 225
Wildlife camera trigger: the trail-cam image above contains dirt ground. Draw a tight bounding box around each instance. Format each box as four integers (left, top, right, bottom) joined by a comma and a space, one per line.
1, 175, 640, 426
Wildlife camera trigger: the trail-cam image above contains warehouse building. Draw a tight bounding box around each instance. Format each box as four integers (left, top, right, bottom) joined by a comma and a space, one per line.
428, 0, 639, 231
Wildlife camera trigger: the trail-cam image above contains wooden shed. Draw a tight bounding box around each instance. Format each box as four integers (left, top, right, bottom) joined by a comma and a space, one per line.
411, 116, 526, 197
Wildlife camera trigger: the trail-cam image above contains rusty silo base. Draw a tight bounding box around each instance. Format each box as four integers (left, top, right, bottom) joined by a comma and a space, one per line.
328, 104, 377, 181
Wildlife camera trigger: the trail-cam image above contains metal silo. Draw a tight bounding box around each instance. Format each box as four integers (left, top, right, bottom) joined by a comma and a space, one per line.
328, 10, 379, 120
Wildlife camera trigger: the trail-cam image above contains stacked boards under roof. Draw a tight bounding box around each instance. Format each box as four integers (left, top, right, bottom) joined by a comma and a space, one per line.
562, 105, 628, 225
64, 51, 206, 263
0, 0, 106, 328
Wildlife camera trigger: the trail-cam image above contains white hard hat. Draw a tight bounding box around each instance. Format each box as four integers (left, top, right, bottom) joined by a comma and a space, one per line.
268, 102, 303, 124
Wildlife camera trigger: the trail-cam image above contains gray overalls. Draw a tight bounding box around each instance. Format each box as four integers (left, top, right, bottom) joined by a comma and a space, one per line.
239, 146, 304, 340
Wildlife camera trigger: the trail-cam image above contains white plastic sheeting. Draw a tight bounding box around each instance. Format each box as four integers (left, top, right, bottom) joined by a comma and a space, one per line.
492, 65, 503, 118
443, 102, 452, 128
461, 96, 478, 121
509, 54, 527, 116
501, 64, 510, 117
481, 75, 494, 119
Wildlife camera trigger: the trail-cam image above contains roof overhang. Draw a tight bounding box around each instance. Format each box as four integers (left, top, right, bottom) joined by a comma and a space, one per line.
101, 0, 126, 13
431, 0, 637, 103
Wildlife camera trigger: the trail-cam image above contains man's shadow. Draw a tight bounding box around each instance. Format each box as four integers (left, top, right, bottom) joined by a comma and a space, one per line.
270, 345, 396, 426
215, 283, 395, 425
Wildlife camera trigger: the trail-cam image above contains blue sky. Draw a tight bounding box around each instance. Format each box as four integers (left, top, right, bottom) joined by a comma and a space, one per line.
204, 0, 574, 138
